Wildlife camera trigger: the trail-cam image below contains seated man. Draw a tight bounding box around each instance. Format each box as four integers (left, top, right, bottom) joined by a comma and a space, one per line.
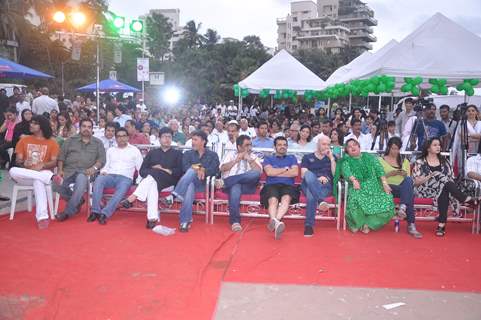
219, 135, 261, 232
89, 128, 143, 225
172, 130, 219, 232
260, 136, 299, 240
98, 122, 117, 150
9, 115, 60, 229
125, 120, 149, 145
55, 119, 106, 222
466, 152, 481, 192
121, 127, 183, 229
300, 135, 336, 237
252, 121, 273, 148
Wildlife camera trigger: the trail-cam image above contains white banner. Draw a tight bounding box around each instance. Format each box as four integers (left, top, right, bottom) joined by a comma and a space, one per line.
109, 70, 117, 81
137, 58, 149, 82
149, 72, 165, 86
113, 43, 122, 64
71, 41, 82, 61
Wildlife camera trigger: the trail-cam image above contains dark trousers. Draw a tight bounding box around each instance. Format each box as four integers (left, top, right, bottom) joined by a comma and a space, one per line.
0, 141, 12, 165
390, 176, 415, 224
438, 181, 467, 223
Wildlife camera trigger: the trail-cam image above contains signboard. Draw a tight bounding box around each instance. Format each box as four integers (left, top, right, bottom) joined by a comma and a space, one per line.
149, 72, 165, 86
113, 43, 122, 64
109, 71, 117, 81
71, 41, 82, 61
136, 58, 149, 81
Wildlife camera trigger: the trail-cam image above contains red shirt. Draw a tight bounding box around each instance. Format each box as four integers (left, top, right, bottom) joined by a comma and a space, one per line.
129, 132, 149, 145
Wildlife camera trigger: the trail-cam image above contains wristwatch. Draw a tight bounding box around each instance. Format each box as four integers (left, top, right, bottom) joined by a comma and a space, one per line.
93, 166, 99, 171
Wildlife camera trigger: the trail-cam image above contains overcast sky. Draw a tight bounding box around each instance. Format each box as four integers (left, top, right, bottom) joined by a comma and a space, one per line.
110, 0, 481, 51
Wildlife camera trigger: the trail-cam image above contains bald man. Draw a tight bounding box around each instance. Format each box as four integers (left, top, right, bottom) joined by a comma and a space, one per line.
300, 136, 336, 237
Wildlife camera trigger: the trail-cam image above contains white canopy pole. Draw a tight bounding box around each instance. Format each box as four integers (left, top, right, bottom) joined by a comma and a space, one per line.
349, 93, 352, 113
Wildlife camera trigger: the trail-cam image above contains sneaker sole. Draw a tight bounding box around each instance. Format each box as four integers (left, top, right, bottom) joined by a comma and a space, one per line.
267, 220, 276, 232
304, 233, 313, 238
274, 223, 285, 240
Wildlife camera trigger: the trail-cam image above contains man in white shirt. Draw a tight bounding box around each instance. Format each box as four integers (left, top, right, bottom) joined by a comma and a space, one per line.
16, 93, 31, 117
98, 122, 117, 150
220, 120, 239, 159
239, 118, 256, 138
113, 106, 132, 128
212, 120, 228, 144
219, 135, 262, 232
136, 99, 147, 112
227, 101, 238, 119
89, 127, 143, 224
344, 119, 372, 151
31, 87, 59, 115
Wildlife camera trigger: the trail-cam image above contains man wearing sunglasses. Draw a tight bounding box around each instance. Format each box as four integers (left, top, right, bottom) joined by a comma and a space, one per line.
219, 135, 262, 232
89, 128, 143, 225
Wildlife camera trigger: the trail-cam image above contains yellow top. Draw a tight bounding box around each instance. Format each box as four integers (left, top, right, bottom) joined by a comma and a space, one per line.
379, 157, 411, 185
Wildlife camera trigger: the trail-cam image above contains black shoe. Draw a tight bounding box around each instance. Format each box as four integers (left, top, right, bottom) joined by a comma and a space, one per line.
87, 212, 99, 222
121, 199, 133, 209
55, 212, 69, 222
74, 198, 86, 214
435, 225, 446, 237
146, 219, 157, 229
304, 225, 314, 237
98, 214, 107, 225
179, 221, 192, 233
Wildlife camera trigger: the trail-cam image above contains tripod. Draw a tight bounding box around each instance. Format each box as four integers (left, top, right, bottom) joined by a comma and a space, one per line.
449, 104, 469, 177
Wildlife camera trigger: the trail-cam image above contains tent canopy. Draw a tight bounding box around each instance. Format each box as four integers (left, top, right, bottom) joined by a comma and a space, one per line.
0, 57, 54, 79
77, 79, 140, 93
352, 13, 481, 84
325, 51, 372, 86
238, 49, 326, 94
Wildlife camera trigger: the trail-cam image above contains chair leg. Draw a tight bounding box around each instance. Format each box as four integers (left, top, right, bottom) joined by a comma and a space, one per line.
9, 186, 18, 220
27, 190, 32, 212
46, 185, 55, 220
54, 192, 60, 216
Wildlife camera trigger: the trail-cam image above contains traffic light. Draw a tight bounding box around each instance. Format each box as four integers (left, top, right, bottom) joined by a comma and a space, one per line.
130, 20, 144, 33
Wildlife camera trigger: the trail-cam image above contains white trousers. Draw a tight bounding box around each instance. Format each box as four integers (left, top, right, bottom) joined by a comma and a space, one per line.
133, 175, 159, 221
9, 167, 53, 221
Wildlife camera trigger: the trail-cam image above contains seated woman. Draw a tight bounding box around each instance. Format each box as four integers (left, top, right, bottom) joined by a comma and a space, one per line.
379, 137, 422, 238
413, 137, 470, 237
291, 125, 315, 151
329, 128, 344, 159
340, 138, 395, 233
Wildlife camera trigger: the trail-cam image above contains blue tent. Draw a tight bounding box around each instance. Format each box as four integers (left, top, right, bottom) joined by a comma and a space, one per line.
0, 57, 54, 79
77, 79, 141, 93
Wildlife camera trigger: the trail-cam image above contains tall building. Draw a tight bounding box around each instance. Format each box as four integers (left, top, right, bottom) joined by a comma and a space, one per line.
277, 0, 377, 53
143, 9, 184, 60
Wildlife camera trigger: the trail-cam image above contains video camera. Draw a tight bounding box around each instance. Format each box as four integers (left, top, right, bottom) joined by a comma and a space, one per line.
452, 102, 468, 121
413, 97, 434, 112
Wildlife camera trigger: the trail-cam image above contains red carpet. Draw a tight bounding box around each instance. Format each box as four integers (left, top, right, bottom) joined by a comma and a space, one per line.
0, 208, 480, 320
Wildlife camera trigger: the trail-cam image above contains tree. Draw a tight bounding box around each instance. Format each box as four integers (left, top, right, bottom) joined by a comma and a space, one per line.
183, 20, 205, 49
203, 28, 219, 47
146, 12, 173, 61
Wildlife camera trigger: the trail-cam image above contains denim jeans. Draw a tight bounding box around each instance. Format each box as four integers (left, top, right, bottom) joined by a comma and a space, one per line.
223, 170, 260, 224
390, 176, 415, 224
301, 171, 332, 227
55, 172, 89, 216
173, 168, 205, 224
92, 174, 132, 218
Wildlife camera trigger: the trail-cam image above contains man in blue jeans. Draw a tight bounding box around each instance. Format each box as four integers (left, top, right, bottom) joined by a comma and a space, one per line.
219, 135, 261, 232
55, 119, 106, 222
89, 128, 143, 225
173, 130, 219, 232
301, 135, 336, 237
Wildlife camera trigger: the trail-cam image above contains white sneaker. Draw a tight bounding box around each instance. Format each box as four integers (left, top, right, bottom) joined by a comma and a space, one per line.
267, 218, 277, 232
274, 221, 285, 240
318, 201, 329, 212
231, 223, 242, 232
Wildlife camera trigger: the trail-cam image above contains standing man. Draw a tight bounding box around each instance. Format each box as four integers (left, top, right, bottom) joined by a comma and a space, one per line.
89, 128, 143, 225
16, 93, 31, 118
300, 136, 336, 237
55, 119, 106, 222
396, 97, 416, 137
172, 130, 219, 232
9, 115, 60, 229
32, 87, 59, 116
219, 135, 261, 232
344, 119, 372, 151
252, 121, 274, 148
121, 127, 183, 228
261, 137, 299, 240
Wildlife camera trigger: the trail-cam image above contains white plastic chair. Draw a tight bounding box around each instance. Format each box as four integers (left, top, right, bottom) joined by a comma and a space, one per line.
9, 183, 56, 220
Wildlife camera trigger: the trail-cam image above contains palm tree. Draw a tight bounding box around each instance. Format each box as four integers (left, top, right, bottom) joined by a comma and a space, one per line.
203, 28, 219, 47
183, 20, 205, 48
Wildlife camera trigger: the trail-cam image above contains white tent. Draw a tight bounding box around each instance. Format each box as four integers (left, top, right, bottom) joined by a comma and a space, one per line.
352, 13, 481, 84
325, 51, 372, 86
238, 49, 326, 94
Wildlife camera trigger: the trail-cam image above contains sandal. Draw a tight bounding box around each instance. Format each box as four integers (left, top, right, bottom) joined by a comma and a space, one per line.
435, 225, 446, 237
361, 224, 370, 234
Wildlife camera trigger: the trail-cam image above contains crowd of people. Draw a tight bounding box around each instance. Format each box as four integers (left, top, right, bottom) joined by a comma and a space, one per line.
1, 86, 480, 238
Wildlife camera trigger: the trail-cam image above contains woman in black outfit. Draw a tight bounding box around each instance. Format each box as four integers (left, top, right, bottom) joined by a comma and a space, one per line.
413, 138, 470, 236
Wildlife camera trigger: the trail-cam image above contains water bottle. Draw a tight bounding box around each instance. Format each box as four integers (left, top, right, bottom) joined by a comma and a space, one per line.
152, 225, 176, 236
394, 219, 400, 233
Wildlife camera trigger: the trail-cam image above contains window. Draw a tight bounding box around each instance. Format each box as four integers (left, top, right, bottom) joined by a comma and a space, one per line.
293, 17, 298, 22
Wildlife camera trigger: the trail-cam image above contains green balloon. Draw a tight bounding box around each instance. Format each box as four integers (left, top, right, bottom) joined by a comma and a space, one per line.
411, 87, 420, 96
401, 84, 412, 92
428, 78, 438, 85
439, 86, 448, 95
470, 79, 480, 86
414, 76, 423, 85
431, 85, 440, 94
404, 77, 413, 84
378, 83, 386, 92
438, 79, 447, 86
466, 87, 475, 96
456, 83, 464, 91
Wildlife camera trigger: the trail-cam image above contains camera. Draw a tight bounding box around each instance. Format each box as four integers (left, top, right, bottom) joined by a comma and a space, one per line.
452, 102, 468, 121
413, 97, 434, 112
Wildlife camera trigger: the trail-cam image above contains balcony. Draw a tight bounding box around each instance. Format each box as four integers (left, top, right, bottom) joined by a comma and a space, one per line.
277, 17, 287, 24
339, 14, 378, 26
349, 31, 377, 42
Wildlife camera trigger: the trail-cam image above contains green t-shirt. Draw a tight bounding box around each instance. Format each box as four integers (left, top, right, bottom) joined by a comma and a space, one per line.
379, 157, 411, 185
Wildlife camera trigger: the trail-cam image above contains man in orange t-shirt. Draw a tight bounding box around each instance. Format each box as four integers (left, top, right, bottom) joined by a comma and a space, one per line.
9, 115, 59, 229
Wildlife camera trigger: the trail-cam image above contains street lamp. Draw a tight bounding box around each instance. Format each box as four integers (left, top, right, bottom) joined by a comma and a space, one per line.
71, 11, 87, 28
53, 11, 66, 24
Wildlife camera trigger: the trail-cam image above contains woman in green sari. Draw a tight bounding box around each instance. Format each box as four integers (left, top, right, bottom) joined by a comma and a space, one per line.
341, 138, 395, 233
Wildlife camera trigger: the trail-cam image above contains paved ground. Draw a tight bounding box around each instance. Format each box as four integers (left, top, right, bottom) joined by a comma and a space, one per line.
215, 283, 481, 320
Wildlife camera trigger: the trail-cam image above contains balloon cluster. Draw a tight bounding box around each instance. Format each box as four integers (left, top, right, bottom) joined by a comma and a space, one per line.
401, 77, 423, 96
428, 78, 448, 95
272, 89, 298, 102
259, 89, 270, 98
456, 79, 479, 96
233, 84, 249, 98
